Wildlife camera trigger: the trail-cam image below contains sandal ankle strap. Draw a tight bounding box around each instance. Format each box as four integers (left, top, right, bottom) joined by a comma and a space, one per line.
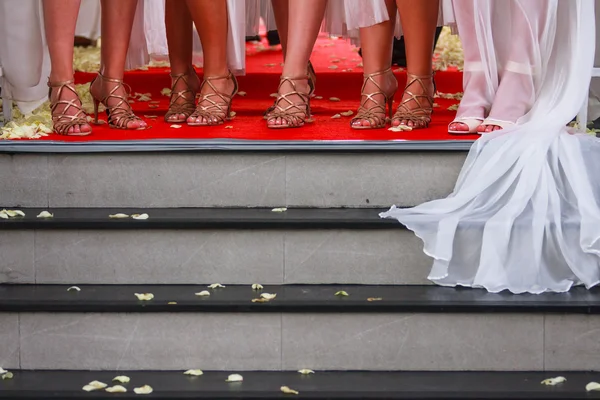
47, 79, 75, 88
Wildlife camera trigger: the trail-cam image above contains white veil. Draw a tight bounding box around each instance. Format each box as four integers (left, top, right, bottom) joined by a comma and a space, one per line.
381, 0, 599, 294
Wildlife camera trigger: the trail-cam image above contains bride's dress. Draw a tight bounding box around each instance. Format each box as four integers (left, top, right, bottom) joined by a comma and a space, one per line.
381, 0, 599, 294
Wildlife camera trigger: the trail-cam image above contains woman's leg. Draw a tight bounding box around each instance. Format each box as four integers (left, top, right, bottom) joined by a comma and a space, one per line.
482, 0, 546, 132
91, 0, 147, 129
392, 0, 439, 128
449, 0, 489, 133
351, 0, 398, 128
185, 0, 234, 125
271, 0, 290, 57
43, 0, 91, 134
267, 0, 327, 128
164, 0, 200, 122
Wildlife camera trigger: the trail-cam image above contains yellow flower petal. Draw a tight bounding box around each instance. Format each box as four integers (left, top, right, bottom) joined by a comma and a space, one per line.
113, 376, 130, 384
281, 386, 299, 395
106, 385, 127, 393
226, 374, 243, 382
133, 385, 153, 395
135, 293, 154, 301
184, 369, 204, 376
541, 377, 566, 385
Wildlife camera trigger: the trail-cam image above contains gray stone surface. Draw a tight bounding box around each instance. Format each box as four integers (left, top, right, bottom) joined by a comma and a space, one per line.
35, 230, 284, 284
544, 315, 600, 371
0, 231, 35, 283
1, 153, 466, 208
19, 313, 281, 370
31, 229, 430, 285
47, 154, 287, 207
284, 230, 431, 284
282, 314, 544, 371
285, 153, 464, 207
0, 154, 48, 207
0, 314, 20, 369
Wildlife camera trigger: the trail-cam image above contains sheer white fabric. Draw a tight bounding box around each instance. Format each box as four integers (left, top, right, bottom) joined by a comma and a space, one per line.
0, 0, 49, 114
247, 0, 276, 36
381, 0, 600, 294
127, 0, 246, 74
589, 0, 600, 121
75, 0, 101, 40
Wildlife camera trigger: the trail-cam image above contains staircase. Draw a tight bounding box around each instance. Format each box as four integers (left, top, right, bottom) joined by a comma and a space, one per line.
1, 148, 599, 399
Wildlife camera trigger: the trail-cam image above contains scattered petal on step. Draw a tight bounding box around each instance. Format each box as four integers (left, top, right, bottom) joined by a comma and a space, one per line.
83, 381, 108, 391
208, 283, 225, 289
335, 291, 349, 297
367, 298, 383, 302
67, 286, 81, 292
270, 93, 278, 98
331, 59, 340, 63
184, 370, 204, 376
541, 377, 566, 385
133, 385, 153, 395
148, 105, 159, 109
1, 372, 13, 380
237, 91, 247, 97
340, 111, 354, 117
329, 97, 341, 102
331, 114, 341, 119
135, 293, 154, 301
132, 214, 150, 220
0, 368, 7, 375
168, 302, 177, 305
281, 386, 299, 395
314, 96, 323, 100
298, 369, 315, 375
328, 65, 338, 70
447, 104, 459, 111
225, 126, 234, 129
106, 385, 127, 393
170, 125, 183, 129
272, 208, 287, 212
230, 111, 237, 118
226, 374, 243, 382
586, 382, 600, 392
260, 293, 277, 300
109, 213, 129, 219
161, 88, 172, 96
143, 115, 158, 119
388, 125, 413, 132
195, 291, 211, 297
113, 376, 130, 384
0, 211, 8, 219
252, 284, 264, 290
264, 63, 276, 67
5, 210, 25, 217
37, 211, 54, 219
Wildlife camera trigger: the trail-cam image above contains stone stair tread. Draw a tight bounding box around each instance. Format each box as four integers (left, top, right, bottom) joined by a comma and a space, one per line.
1, 284, 599, 313
0, 207, 400, 230
0, 370, 595, 399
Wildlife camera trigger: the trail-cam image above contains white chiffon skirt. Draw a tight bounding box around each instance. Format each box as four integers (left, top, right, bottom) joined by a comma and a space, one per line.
381, 0, 600, 294
127, 0, 246, 75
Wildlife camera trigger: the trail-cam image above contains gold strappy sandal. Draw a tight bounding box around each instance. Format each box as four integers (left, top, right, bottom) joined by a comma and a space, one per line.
351, 68, 398, 130
266, 76, 311, 129
188, 71, 238, 126
90, 72, 148, 130
165, 69, 199, 123
264, 61, 316, 118
47, 79, 91, 136
391, 73, 435, 130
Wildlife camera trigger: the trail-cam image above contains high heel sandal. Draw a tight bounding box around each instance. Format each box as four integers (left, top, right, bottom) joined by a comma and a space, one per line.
351, 68, 397, 130
47, 79, 91, 136
448, 118, 483, 135
90, 72, 148, 130
188, 70, 238, 126
264, 61, 316, 118
391, 73, 435, 130
267, 76, 311, 129
165, 68, 199, 123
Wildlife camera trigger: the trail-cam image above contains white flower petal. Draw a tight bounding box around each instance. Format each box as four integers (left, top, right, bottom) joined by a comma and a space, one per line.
298, 369, 315, 375
106, 385, 127, 393
208, 283, 226, 289
133, 385, 153, 395
113, 376, 130, 384
252, 284, 264, 290
135, 293, 154, 301
184, 369, 204, 376
132, 214, 150, 220
541, 377, 566, 386
1, 372, 13, 380
271, 208, 288, 213
335, 291, 349, 297
281, 386, 299, 395
37, 211, 54, 219
195, 291, 211, 297
260, 293, 277, 300
67, 286, 81, 292
109, 213, 130, 219
587, 382, 600, 392
226, 374, 243, 382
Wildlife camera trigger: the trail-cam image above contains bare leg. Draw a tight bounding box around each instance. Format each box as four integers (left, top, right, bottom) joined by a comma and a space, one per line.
268, 0, 327, 128
186, 0, 234, 125
352, 0, 398, 128
43, 0, 91, 134
165, 0, 200, 122
392, 0, 439, 128
271, 0, 290, 57
481, 0, 545, 132
449, 0, 488, 133
90, 0, 147, 129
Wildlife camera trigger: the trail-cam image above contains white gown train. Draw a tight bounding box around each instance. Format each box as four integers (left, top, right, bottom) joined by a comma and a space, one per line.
381, 0, 599, 294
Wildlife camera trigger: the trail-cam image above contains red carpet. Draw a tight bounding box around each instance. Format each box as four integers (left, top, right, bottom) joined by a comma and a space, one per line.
55, 36, 472, 143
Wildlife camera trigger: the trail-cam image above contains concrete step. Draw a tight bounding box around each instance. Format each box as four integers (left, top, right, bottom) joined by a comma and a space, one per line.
0, 370, 597, 399
0, 152, 464, 208
0, 208, 431, 285
0, 285, 598, 371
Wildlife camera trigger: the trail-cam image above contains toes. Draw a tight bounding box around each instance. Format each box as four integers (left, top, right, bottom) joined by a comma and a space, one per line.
477, 125, 487, 133
80, 124, 92, 133
127, 120, 142, 130
73, 126, 81, 134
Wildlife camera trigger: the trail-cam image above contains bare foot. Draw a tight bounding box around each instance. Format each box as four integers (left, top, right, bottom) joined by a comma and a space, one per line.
266, 78, 310, 128
90, 75, 148, 130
